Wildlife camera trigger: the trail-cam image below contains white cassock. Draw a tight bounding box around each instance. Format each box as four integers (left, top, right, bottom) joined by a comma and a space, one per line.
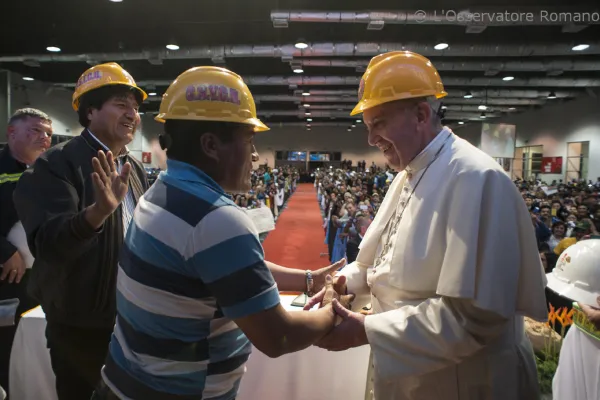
340, 128, 548, 400
552, 306, 600, 400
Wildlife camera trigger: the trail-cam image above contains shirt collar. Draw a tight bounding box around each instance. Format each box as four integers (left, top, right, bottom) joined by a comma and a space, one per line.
85, 129, 129, 158
164, 159, 228, 197
406, 127, 453, 174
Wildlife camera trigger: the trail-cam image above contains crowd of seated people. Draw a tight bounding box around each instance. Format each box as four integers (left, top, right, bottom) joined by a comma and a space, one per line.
233, 165, 299, 217
316, 163, 600, 333
316, 165, 396, 264
144, 164, 298, 216
522, 178, 600, 273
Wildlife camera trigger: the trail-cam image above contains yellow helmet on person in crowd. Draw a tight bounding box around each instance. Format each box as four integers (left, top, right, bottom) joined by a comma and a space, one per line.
155, 66, 269, 132
350, 51, 447, 116
72, 62, 148, 111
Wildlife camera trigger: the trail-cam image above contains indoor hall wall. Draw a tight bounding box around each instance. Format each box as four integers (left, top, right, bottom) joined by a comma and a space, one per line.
252, 126, 387, 168
5, 72, 161, 168
455, 95, 600, 182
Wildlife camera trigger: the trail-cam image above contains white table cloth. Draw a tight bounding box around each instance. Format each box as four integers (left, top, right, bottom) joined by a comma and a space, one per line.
10, 295, 370, 400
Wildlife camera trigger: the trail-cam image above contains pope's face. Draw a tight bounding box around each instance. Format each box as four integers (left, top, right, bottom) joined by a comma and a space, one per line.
365, 99, 440, 170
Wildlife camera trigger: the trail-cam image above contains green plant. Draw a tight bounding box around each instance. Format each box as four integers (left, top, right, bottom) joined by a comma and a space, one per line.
535, 305, 574, 394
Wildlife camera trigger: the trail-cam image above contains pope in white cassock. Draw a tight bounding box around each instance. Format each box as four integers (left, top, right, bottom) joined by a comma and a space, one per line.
305, 51, 549, 400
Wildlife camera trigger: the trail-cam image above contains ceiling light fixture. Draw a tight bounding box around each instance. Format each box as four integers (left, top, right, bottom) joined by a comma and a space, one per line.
478, 105, 487, 110
307, 118, 312, 122
305, 112, 311, 116
503, 76, 514, 81
480, 112, 486, 119
547, 92, 557, 99
508, 107, 516, 110
356, 119, 361, 123
463, 91, 473, 99
109, 0, 123, 2
295, 40, 308, 49
572, 44, 590, 51
293, 68, 304, 74
22, 77, 34, 81
303, 104, 310, 107
434, 42, 449, 50
347, 128, 351, 131
148, 92, 157, 96
351, 124, 356, 128
458, 121, 465, 125
302, 91, 310, 96
166, 44, 180, 50
46, 46, 61, 52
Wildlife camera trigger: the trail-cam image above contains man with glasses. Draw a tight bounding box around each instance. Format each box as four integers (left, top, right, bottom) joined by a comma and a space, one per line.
0, 108, 52, 397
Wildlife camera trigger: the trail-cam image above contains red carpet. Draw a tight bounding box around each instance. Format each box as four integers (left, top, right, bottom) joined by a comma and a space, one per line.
263, 184, 330, 271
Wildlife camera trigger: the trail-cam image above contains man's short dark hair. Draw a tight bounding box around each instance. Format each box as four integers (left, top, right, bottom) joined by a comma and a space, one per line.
161, 119, 244, 163
77, 85, 143, 128
8, 108, 51, 126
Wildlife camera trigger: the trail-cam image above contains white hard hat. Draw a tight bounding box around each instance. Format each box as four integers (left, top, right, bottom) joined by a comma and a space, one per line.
546, 239, 600, 306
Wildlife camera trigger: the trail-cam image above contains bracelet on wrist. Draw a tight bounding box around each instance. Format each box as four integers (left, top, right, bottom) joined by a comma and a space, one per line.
305, 270, 314, 296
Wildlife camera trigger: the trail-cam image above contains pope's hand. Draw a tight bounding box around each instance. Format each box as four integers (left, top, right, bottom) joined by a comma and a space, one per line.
316, 299, 368, 351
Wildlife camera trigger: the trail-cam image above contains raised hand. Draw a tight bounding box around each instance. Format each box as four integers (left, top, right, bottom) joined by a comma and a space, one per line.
91, 150, 131, 217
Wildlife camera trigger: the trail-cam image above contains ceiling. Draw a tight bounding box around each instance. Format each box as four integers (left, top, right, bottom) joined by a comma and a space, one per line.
2, 0, 600, 130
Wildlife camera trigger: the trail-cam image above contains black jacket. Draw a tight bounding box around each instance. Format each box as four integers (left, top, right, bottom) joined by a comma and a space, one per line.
13, 130, 148, 329
0, 145, 27, 264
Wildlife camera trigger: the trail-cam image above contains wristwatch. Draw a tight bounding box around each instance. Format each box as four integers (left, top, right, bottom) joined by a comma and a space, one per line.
305, 270, 314, 296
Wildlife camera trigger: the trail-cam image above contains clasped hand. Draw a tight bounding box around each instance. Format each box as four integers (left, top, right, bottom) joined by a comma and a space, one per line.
304, 271, 369, 351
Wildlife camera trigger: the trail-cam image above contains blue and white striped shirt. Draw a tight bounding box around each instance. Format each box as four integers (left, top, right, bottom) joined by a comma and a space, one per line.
102, 159, 280, 399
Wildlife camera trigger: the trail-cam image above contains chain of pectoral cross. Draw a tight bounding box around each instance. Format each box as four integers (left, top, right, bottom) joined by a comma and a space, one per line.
373, 133, 453, 271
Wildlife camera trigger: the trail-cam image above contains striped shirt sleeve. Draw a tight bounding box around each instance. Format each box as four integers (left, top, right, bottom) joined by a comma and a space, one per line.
187, 205, 280, 319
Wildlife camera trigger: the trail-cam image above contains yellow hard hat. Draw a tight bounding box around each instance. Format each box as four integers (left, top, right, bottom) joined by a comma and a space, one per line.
155, 66, 269, 132
350, 51, 447, 116
72, 62, 148, 111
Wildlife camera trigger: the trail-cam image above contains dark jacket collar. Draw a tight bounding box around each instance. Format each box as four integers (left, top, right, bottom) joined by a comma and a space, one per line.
0, 144, 28, 172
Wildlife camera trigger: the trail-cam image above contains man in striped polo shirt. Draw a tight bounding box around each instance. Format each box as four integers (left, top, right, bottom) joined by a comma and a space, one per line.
94, 67, 351, 399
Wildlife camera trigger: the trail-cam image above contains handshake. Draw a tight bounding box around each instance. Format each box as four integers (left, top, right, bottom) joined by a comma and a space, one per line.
303, 274, 355, 319
302, 260, 369, 351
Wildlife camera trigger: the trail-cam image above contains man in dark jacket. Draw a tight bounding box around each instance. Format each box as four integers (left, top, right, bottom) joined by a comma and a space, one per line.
0, 108, 52, 397
14, 62, 149, 400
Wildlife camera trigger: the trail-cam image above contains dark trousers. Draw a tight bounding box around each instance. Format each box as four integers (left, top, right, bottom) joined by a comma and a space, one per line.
346, 242, 359, 264
0, 269, 38, 398
327, 222, 336, 262
45, 321, 113, 400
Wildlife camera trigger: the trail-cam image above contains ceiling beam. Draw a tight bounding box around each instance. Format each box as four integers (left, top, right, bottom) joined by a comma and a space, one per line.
5, 40, 600, 65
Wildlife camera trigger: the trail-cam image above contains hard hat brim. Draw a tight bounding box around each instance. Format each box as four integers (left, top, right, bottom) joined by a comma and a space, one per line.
350, 90, 448, 116
546, 272, 600, 306
154, 114, 270, 132
72, 83, 148, 111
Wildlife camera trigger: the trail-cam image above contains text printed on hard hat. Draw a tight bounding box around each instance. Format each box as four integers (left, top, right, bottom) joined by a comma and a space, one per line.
77, 71, 102, 89
186, 85, 241, 105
